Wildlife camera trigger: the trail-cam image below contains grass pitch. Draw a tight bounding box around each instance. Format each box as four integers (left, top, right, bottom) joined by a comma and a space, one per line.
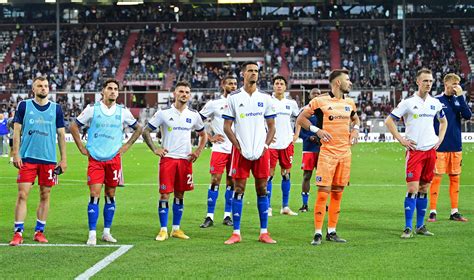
0, 143, 473, 279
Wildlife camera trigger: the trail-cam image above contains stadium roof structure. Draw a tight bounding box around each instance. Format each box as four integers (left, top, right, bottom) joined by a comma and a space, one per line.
0, 0, 473, 5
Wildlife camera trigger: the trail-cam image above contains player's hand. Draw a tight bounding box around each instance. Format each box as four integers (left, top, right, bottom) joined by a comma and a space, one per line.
433, 140, 442, 150
453, 85, 463, 96
12, 154, 22, 169
261, 145, 269, 158
119, 143, 131, 155
316, 129, 332, 143
210, 134, 225, 143
272, 136, 277, 144
188, 149, 202, 162
350, 129, 359, 145
57, 160, 67, 174
154, 148, 168, 158
400, 138, 417, 150
79, 146, 90, 157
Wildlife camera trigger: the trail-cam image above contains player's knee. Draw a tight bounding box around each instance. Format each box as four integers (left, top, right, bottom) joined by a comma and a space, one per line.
282, 173, 290, 181
303, 172, 312, 181
331, 186, 344, 192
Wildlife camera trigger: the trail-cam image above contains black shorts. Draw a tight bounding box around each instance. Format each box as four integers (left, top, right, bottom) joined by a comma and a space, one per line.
9, 138, 13, 147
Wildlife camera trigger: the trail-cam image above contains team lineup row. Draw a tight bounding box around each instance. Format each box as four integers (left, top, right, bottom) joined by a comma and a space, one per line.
7, 62, 471, 246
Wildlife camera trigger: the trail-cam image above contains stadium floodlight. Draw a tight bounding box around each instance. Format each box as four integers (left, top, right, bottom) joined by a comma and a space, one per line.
117, 0, 143, 5
217, 0, 254, 3
71, 0, 83, 3
45, 0, 56, 3
0, 0, 7, 3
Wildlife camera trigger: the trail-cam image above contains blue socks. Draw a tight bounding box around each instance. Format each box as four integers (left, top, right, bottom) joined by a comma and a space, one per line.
158, 200, 169, 228
35, 220, 46, 232
302, 192, 309, 206
207, 185, 219, 215
416, 192, 428, 228
404, 193, 416, 229
281, 175, 291, 208
232, 193, 244, 231
103, 196, 116, 229
14, 222, 24, 233
224, 185, 233, 214
266, 176, 273, 208
257, 195, 269, 230
88, 197, 100, 231
172, 198, 184, 227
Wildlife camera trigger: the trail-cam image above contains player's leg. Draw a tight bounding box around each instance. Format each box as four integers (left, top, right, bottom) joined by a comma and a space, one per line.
34, 185, 52, 243
200, 173, 223, 228
266, 149, 278, 216
10, 182, 33, 246
429, 152, 446, 222
102, 186, 117, 242
401, 150, 423, 238
448, 152, 467, 221
87, 184, 102, 245
279, 144, 296, 215
222, 174, 234, 226
101, 155, 122, 242
225, 147, 250, 244
414, 150, 436, 236
156, 157, 175, 241
300, 170, 312, 212
170, 159, 194, 239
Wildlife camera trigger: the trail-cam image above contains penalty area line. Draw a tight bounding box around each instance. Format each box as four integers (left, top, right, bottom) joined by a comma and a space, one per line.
0, 243, 133, 279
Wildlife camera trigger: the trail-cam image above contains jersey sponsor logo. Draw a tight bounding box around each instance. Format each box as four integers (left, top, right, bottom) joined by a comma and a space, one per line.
186, 118, 192, 123
94, 133, 115, 140
29, 118, 54, 125
328, 115, 350, 121
258, 102, 264, 107
95, 122, 121, 129
239, 112, 263, 118
413, 113, 435, 119
28, 129, 49, 136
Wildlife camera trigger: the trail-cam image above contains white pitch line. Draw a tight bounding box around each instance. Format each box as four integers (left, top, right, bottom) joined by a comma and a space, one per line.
0, 243, 133, 279
75, 245, 133, 280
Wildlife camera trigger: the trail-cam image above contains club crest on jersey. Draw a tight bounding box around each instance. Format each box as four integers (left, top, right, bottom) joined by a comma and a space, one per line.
258, 102, 264, 107
286, 105, 290, 110
345, 106, 351, 111
316, 176, 322, 182
430, 105, 435, 110
186, 118, 192, 123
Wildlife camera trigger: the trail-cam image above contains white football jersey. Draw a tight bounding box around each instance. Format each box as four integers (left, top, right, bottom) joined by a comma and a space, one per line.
147, 104, 205, 159
391, 93, 445, 151
223, 88, 276, 160
199, 95, 232, 154
269, 96, 299, 149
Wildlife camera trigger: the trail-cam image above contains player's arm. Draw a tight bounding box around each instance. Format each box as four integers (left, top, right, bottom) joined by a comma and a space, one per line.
56, 127, 67, 173
350, 111, 361, 145
70, 121, 89, 156
296, 104, 332, 142
142, 125, 167, 157
292, 102, 301, 143
188, 129, 208, 162
384, 114, 416, 150
434, 112, 448, 150
265, 117, 276, 151
453, 87, 472, 120
119, 123, 143, 155
223, 119, 240, 151
12, 122, 22, 169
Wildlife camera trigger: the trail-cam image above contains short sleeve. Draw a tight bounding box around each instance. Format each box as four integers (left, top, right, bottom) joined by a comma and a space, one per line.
193, 112, 205, 132
76, 105, 94, 126
122, 108, 138, 127
304, 98, 320, 115
56, 105, 65, 128
222, 97, 235, 120
291, 100, 299, 117
199, 101, 214, 120
13, 101, 26, 124
390, 100, 408, 121
147, 111, 163, 131
264, 96, 276, 118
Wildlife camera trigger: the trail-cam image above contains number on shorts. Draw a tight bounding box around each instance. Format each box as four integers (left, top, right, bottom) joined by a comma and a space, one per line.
289, 156, 293, 164
113, 170, 119, 181
48, 169, 53, 180
187, 174, 193, 185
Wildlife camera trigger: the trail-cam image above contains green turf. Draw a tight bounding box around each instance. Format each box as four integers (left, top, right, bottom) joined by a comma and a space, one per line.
0, 143, 473, 279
